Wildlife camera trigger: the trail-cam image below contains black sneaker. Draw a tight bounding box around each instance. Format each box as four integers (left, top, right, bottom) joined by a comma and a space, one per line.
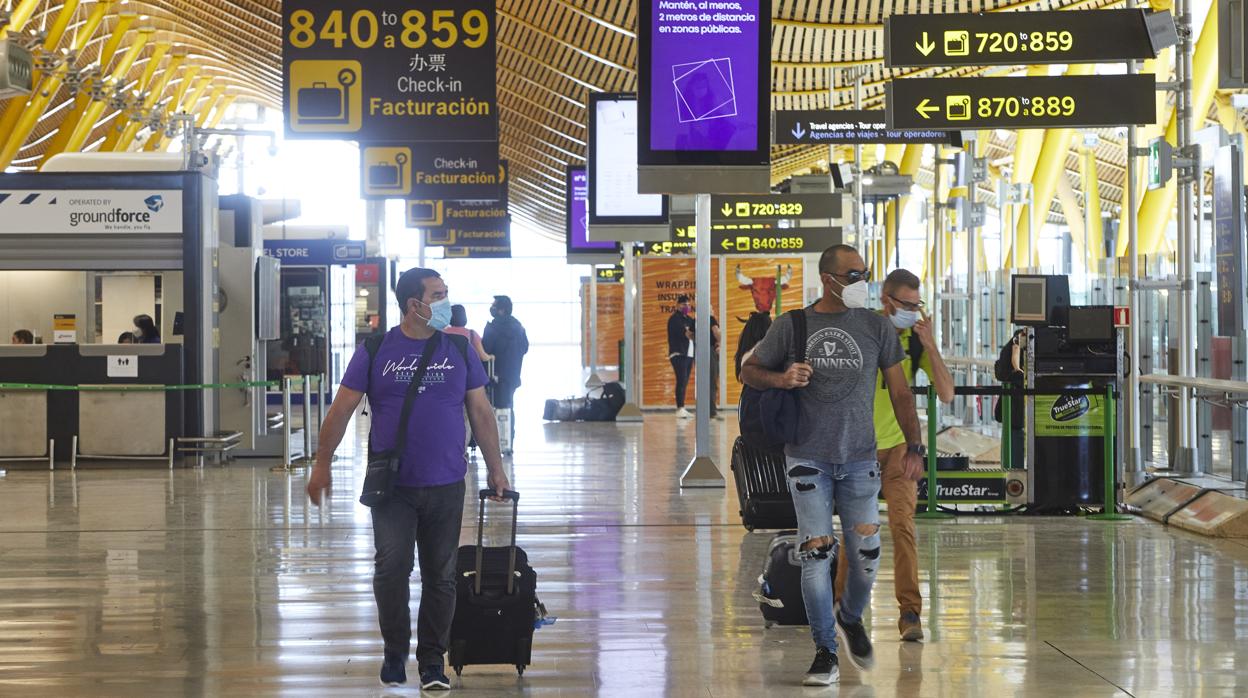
803, 646, 839, 686
379, 652, 406, 687
837, 611, 875, 670
420, 665, 451, 691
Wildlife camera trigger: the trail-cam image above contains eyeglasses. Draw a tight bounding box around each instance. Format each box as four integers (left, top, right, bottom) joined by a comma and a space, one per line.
826, 268, 871, 283
888, 294, 926, 312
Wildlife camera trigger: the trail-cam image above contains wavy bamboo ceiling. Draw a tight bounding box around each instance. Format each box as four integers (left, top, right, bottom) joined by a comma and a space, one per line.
0, 0, 1163, 236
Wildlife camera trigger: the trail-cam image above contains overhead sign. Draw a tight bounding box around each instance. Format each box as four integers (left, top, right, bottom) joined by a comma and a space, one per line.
595, 265, 624, 283
405, 198, 507, 228
711, 194, 841, 222
0, 190, 182, 234
443, 245, 510, 259
773, 110, 960, 145
423, 217, 510, 249
1215, 144, 1246, 336
361, 142, 501, 199
711, 227, 841, 255
884, 10, 1176, 68
637, 0, 770, 167
263, 239, 367, 265
886, 75, 1155, 130
282, 0, 498, 141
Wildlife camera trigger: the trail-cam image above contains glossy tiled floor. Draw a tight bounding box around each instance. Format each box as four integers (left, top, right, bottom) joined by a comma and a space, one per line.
3, 413, 1248, 697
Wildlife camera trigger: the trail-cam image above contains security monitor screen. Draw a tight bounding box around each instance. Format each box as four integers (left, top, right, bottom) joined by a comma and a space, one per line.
1012, 277, 1048, 323
1067, 306, 1115, 343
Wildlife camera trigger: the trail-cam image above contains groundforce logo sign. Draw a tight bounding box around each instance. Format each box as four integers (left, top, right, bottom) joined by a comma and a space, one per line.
805, 327, 863, 403
0, 190, 182, 234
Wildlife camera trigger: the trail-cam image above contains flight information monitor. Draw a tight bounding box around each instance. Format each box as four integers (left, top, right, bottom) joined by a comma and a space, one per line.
588, 93, 667, 225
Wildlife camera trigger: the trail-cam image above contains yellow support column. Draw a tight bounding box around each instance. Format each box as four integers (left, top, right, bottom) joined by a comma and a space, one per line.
1128, 3, 1219, 257
884, 144, 924, 273
142, 65, 201, 152
115, 49, 187, 151
1084, 147, 1104, 264
206, 94, 237, 129
0, 0, 42, 39
99, 42, 170, 152
999, 66, 1052, 266
63, 28, 154, 153
0, 0, 85, 163
38, 12, 136, 166
196, 87, 227, 128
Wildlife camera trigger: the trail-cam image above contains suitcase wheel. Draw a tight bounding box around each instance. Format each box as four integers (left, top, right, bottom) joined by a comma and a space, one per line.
517, 665, 525, 677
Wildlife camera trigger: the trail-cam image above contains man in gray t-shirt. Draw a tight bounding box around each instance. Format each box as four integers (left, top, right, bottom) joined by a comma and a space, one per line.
742, 245, 925, 686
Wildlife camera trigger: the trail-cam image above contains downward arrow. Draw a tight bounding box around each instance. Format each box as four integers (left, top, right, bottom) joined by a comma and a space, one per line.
916, 32, 935, 57
915, 99, 939, 120
720, 203, 734, 217
791, 122, 807, 140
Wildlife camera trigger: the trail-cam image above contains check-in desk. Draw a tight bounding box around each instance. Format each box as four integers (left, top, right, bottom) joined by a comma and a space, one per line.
0, 344, 184, 466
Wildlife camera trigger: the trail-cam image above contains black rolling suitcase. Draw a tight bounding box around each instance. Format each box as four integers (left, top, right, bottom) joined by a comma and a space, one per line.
754, 532, 838, 628
730, 436, 798, 531
449, 489, 540, 678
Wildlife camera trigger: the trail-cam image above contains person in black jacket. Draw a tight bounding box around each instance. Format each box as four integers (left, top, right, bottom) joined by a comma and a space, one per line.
483, 295, 529, 450
667, 295, 696, 418
994, 328, 1027, 468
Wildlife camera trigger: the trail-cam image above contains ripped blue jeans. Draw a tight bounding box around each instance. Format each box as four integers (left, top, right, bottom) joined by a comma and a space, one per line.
785, 457, 882, 652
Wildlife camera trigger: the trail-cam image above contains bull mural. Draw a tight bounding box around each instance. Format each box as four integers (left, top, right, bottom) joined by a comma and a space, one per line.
736, 264, 793, 317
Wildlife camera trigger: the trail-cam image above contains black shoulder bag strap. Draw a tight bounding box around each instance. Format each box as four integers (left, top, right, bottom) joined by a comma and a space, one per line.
791, 307, 808, 365
389, 331, 443, 455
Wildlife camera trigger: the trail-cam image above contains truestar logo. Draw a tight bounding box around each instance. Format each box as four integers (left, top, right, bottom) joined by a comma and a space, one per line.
1051, 393, 1091, 422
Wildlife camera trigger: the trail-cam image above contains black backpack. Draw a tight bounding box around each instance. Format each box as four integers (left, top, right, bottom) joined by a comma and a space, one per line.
739, 308, 809, 451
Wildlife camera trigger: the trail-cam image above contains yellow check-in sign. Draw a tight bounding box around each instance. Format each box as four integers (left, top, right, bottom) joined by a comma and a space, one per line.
362, 146, 411, 197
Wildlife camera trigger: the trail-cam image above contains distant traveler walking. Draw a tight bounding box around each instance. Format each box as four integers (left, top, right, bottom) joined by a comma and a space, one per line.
483, 295, 529, 450
306, 268, 511, 691
667, 294, 696, 418
742, 245, 926, 686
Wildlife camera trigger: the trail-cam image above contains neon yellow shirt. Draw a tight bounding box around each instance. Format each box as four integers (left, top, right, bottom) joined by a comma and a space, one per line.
873, 324, 934, 450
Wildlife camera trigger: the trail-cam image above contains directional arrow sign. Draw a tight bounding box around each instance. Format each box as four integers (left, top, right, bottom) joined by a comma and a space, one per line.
886, 75, 1156, 131
773, 110, 960, 146
884, 10, 1176, 68
710, 194, 841, 222
710, 227, 842, 256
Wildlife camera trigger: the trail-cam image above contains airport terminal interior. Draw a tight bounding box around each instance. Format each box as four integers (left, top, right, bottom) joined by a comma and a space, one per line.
2, 0, 1248, 695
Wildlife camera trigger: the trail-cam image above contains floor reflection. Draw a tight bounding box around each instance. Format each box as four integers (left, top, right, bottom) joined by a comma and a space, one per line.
1, 413, 1247, 696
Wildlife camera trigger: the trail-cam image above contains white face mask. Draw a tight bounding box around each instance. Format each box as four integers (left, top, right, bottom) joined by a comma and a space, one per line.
833, 279, 869, 309
890, 308, 920, 329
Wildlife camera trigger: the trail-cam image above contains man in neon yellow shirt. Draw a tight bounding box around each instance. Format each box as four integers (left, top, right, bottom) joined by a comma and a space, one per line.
836, 268, 953, 642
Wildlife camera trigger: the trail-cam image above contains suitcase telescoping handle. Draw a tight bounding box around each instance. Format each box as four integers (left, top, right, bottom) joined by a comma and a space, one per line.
475, 489, 521, 596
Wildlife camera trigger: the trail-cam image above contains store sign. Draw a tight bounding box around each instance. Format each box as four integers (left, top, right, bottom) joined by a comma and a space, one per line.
918, 475, 1009, 503
423, 217, 510, 249
263, 239, 367, 265
282, 0, 498, 141
405, 198, 507, 228
1034, 393, 1107, 437
886, 75, 1155, 130
361, 142, 501, 199
637, 0, 770, 166
0, 190, 182, 234
711, 194, 841, 222
712, 227, 841, 255
773, 110, 960, 145
885, 10, 1174, 67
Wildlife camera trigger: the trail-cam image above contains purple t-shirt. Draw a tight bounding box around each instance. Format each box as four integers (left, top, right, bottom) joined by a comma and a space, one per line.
341, 327, 488, 487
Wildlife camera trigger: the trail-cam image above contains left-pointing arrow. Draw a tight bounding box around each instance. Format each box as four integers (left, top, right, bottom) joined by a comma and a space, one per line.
721, 238, 734, 250
915, 98, 939, 119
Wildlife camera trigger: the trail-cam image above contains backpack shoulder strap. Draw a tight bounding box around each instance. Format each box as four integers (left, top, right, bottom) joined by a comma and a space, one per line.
445, 333, 470, 363
789, 308, 809, 364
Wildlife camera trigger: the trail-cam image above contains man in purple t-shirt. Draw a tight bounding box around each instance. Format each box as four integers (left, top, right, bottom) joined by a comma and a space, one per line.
307, 268, 510, 691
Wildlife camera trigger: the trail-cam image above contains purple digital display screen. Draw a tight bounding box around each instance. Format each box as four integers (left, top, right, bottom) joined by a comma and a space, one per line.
648, 0, 761, 152
567, 167, 612, 251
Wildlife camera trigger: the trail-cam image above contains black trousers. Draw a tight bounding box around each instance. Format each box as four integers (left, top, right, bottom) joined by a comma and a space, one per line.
670, 355, 693, 408
371, 480, 466, 669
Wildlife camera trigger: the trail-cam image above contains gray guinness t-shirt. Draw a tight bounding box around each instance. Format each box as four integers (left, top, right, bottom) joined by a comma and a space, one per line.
751, 306, 905, 463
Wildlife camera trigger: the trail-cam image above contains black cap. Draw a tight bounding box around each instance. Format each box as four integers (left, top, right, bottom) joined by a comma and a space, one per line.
395, 268, 441, 311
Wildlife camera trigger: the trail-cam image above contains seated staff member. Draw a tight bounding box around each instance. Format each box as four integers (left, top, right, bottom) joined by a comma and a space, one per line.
834, 268, 954, 643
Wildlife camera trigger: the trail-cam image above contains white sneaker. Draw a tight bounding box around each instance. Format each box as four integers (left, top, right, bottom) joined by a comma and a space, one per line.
676, 408, 692, 419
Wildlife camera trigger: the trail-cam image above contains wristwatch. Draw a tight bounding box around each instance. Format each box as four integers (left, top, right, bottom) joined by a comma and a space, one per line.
906, 444, 926, 457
